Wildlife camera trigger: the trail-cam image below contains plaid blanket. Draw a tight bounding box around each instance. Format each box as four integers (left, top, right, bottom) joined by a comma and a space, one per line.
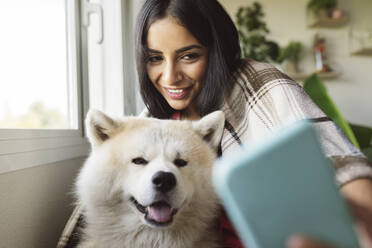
57, 59, 372, 248
219, 59, 372, 186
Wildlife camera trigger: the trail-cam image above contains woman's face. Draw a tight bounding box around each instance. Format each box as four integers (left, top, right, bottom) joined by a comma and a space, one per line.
146, 15, 208, 117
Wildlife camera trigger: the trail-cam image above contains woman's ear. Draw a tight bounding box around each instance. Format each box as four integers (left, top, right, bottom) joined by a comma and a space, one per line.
192, 111, 225, 150
85, 109, 120, 147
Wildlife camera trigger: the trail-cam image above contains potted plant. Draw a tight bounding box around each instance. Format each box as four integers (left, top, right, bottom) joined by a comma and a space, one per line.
307, 0, 338, 18
278, 41, 304, 73
235, 2, 280, 63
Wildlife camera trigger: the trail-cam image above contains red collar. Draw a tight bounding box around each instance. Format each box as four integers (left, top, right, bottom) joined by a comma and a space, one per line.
170, 111, 181, 120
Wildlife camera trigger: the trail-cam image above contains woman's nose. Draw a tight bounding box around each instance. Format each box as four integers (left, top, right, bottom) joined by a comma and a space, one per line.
162, 61, 180, 85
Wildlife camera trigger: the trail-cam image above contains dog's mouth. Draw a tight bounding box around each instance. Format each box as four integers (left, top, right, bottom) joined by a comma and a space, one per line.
130, 197, 178, 226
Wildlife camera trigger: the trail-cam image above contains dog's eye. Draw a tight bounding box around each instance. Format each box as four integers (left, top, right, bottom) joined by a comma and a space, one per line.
174, 158, 188, 167
132, 157, 148, 165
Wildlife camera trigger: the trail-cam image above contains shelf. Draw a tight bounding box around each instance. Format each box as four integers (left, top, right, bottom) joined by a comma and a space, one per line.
308, 16, 349, 28
350, 48, 372, 56
288, 71, 342, 81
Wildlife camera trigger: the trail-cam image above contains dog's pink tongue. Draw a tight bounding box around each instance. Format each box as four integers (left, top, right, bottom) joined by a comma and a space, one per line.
148, 205, 172, 223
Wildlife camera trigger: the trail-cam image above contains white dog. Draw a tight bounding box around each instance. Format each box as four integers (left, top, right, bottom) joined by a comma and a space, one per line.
76, 110, 225, 248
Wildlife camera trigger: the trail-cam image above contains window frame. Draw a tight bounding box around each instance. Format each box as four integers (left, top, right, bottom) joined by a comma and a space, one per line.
0, 0, 89, 174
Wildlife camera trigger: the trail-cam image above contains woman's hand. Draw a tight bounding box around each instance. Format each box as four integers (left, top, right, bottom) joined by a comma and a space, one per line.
287, 191, 372, 248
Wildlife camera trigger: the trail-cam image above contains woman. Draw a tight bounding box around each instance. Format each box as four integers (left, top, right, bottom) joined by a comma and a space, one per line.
58, 0, 372, 247
135, 0, 372, 247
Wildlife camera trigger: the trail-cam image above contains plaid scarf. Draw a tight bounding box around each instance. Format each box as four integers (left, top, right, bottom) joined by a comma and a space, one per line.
219, 59, 372, 186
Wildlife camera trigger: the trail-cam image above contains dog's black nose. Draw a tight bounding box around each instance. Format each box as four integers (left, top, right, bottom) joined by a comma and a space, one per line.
152, 171, 176, 193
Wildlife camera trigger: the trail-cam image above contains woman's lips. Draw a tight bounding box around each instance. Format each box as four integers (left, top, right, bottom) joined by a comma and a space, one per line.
164, 87, 191, 100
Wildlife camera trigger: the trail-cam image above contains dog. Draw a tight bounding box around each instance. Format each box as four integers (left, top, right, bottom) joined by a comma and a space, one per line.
76, 109, 225, 248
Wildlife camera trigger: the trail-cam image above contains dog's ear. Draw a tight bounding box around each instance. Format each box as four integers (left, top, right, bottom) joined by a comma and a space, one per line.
192, 111, 225, 150
85, 109, 120, 147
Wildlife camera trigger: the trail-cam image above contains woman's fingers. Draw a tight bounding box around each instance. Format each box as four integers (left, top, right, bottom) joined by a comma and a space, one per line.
286, 235, 337, 248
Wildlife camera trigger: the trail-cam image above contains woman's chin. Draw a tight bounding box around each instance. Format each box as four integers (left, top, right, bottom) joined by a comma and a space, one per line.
167, 100, 190, 112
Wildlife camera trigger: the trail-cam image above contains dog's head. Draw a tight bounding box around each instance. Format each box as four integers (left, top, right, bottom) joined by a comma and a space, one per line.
78, 110, 225, 229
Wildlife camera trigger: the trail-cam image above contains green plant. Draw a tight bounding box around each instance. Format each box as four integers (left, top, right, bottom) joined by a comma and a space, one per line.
278, 41, 303, 63
303, 74, 359, 148
307, 0, 338, 16
235, 2, 280, 62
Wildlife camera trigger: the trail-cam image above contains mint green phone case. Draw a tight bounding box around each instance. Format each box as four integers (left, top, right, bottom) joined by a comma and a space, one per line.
213, 121, 360, 248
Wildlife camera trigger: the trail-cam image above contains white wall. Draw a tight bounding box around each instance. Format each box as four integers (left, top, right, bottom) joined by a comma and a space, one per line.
0, 158, 84, 248
219, 0, 372, 127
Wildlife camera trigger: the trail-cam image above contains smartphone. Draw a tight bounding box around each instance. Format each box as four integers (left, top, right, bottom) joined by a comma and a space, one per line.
213, 120, 360, 248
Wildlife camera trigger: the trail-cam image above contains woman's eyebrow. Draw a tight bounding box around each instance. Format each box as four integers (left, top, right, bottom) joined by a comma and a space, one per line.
147, 45, 203, 54
175, 45, 203, 53
147, 48, 162, 54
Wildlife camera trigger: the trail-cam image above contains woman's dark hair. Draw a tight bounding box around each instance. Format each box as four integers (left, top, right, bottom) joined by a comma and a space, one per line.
135, 0, 242, 119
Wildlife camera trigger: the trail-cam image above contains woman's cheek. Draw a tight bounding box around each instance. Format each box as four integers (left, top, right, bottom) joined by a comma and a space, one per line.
186, 60, 207, 81
195, 58, 208, 80
146, 65, 158, 84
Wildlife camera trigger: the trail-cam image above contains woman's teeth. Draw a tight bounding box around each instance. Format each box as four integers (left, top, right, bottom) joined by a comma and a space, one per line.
166, 87, 189, 99
168, 89, 184, 93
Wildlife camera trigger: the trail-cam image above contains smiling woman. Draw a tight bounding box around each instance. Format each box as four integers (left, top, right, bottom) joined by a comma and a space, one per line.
146, 16, 208, 120
134, 0, 372, 248
135, 0, 241, 119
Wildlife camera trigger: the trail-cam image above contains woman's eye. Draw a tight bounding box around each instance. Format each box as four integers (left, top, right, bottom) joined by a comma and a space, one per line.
181, 53, 200, 61
174, 158, 188, 167
148, 56, 163, 63
132, 157, 148, 165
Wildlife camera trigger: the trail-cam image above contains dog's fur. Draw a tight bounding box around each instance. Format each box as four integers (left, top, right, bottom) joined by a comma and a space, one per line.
76, 110, 225, 248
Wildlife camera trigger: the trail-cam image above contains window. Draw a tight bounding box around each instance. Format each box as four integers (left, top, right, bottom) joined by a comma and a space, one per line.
0, 0, 76, 129
0, 0, 89, 174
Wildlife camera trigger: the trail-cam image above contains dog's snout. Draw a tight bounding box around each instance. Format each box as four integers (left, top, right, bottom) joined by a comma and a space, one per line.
152, 171, 176, 193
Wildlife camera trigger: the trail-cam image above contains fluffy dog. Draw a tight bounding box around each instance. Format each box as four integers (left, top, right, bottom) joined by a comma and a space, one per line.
76, 110, 225, 248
